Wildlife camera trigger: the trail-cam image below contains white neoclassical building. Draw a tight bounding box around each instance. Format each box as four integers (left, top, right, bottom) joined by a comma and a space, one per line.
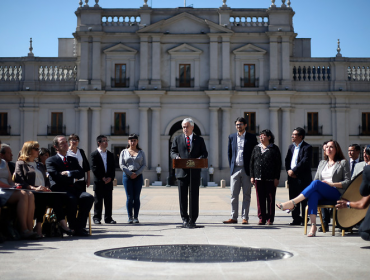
1, 0, 370, 185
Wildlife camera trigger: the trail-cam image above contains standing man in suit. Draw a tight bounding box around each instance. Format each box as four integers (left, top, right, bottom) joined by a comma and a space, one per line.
285, 127, 312, 226
223, 117, 258, 224
90, 135, 116, 224
170, 118, 208, 228
46, 135, 94, 236
351, 145, 370, 180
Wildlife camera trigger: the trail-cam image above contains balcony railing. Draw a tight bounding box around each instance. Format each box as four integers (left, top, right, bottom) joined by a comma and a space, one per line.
47, 125, 66, 136
176, 78, 194, 88
304, 125, 323, 136
0, 125, 11, 135
358, 126, 370, 136
240, 77, 259, 88
111, 125, 130, 136
111, 77, 130, 88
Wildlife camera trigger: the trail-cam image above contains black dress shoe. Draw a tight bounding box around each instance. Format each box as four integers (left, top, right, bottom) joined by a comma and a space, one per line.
105, 220, 116, 224
289, 220, 301, 226
318, 223, 329, 232
74, 229, 89, 236
182, 221, 188, 228
187, 222, 196, 229
93, 219, 101, 224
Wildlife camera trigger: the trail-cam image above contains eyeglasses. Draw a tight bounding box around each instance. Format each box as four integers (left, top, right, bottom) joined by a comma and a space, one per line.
292, 133, 299, 136
235, 124, 244, 127
101, 140, 109, 143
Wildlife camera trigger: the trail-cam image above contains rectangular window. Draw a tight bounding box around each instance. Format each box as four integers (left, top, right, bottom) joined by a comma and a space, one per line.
114, 64, 127, 87
244, 112, 256, 134
362, 113, 370, 135
243, 64, 255, 87
0, 113, 8, 135
179, 64, 191, 87
113, 145, 126, 169
113, 113, 127, 135
307, 112, 319, 135
50, 112, 63, 135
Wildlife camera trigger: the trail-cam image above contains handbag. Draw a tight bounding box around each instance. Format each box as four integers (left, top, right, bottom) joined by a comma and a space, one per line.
42, 210, 63, 238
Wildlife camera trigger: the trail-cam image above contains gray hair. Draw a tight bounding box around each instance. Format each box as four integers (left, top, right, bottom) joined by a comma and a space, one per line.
0, 143, 11, 154
182, 118, 194, 127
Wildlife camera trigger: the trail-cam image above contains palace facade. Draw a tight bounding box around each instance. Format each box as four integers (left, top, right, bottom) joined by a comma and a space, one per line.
1, 0, 370, 185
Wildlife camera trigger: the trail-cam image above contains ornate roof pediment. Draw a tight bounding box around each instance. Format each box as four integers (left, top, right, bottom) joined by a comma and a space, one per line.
137, 12, 233, 34
103, 43, 138, 54
168, 43, 203, 55
233, 44, 267, 55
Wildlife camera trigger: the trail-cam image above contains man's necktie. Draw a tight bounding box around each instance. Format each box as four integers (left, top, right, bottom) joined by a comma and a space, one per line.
351, 161, 356, 176
186, 136, 190, 153
63, 156, 69, 169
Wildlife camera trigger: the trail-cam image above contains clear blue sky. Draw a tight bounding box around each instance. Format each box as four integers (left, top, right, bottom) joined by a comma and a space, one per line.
0, 0, 368, 58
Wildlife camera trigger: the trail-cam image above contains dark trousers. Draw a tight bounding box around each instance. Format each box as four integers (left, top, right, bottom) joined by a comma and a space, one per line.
65, 190, 94, 230
288, 177, 309, 222
122, 173, 143, 219
178, 171, 200, 223
33, 192, 68, 222
93, 187, 113, 222
321, 208, 332, 225
75, 180, 87, 193
255, 180, 276, 223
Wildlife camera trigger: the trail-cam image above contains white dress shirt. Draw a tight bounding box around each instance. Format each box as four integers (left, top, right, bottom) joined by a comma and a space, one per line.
236, 131, 246, 167
97, 148, 108, 173
290, 141, 303, 169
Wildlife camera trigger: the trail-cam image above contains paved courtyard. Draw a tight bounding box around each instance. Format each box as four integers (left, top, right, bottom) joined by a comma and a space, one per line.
1, 186, 369, 279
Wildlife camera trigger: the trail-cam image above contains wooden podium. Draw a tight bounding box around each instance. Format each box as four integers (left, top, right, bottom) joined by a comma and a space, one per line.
172, 158, 208, 170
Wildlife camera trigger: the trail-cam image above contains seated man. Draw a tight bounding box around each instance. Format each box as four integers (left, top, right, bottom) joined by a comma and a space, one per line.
46, 135, 94, 236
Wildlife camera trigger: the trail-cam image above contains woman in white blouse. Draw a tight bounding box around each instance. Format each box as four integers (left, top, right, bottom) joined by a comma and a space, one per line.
277, 140, 351, 237
119, 134, 146, 224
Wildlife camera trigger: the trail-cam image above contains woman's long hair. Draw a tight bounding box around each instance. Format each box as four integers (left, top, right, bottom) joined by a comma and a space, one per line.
324, 140, 345, 162
126, 134, 142, 150
18, 141, 39, 162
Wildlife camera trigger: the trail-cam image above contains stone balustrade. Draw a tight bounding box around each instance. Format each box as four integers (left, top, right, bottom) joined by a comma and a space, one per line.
347, 66, 370, 81
39, 65, 77, 82
0, 65, 22, 81
292, 65, 331, 82
102, 15, 141, 26
229, 16, 268, 27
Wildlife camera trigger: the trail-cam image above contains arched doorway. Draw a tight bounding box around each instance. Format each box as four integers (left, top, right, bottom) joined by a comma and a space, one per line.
168, 121, 202, 185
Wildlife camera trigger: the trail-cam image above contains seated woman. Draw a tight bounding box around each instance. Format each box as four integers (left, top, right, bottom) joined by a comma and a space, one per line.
277, 140, 351, 237
0, 158, 37, 239
14, 141, 73, 237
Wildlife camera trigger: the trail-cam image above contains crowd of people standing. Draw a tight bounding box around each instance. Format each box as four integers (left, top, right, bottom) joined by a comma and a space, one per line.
1, 116, 370, 243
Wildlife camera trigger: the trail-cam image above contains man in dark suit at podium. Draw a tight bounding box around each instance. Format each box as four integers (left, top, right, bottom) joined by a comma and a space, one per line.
171, 118, 208, 228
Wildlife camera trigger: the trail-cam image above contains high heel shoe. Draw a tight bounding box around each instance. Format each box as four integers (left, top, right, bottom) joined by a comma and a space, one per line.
60, 227, 74, 236
276, 200, 296, 213
308, 223, 317, 237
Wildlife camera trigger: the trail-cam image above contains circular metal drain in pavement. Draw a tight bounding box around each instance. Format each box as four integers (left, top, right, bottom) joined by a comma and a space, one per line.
95, 244, 293, 263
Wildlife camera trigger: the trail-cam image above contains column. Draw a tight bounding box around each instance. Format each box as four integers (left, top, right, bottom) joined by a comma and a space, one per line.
139, 36, 149, 87
221, 37, 231, 81
269, 37, 279, 84
139, 107, 149, 161
335, 108, 348, 150
79, 38, 89, 81
91, 107, 101, 150
92, 37, 101, 87
22, 108, 37, 144
269, 107, 280, 148
151, 37, 161, 81
209, 36, 218, 81
209, 108, 219, 168
222, 107, 231, 168
281, 38, 290, 81
79, 107, 88, 153
151, 108, 161, 169
281, 108, 291, 169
